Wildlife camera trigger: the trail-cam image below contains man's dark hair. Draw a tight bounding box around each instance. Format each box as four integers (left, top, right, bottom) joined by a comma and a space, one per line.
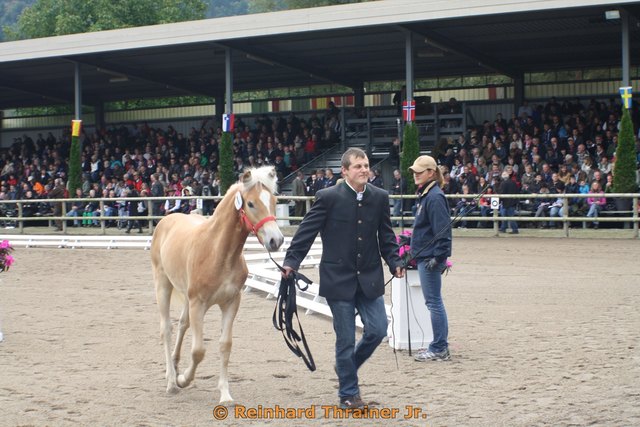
341, 147, 367, 169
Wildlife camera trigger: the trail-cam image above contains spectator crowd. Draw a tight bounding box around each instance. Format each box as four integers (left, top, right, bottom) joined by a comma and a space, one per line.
1, 95, 639, 231
0, 106, 341, 229
431, 96, 640, 229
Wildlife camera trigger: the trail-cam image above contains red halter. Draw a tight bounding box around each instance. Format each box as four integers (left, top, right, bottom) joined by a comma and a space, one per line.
239, 208, 276, 237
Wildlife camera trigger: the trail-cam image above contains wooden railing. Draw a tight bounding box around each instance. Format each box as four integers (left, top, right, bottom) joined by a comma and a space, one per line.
0, 192, 638, 238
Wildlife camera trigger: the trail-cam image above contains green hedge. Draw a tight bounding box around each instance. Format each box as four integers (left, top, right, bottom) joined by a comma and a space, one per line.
68, 134, 82, 194
613, 108, 638, 193
400, 122, 420, 195
219, 131, 235, 195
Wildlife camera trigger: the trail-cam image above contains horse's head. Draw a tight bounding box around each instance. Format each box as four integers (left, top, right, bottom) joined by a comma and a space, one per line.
237, 166, 285, 252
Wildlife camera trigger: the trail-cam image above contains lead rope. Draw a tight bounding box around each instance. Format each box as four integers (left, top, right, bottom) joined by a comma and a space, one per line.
268, 252, 317, 372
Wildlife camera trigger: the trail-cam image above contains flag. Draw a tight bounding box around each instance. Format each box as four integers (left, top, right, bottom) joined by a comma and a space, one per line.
619, 86, 633, 109
71, 119, 82, 137
222, 113, 235, 132
403, 100, 416, 122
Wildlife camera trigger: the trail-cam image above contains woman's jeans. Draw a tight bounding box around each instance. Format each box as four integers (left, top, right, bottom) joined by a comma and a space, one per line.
586, 204, 602, 225
326, 294, 387, 398
417, 259, 449, 353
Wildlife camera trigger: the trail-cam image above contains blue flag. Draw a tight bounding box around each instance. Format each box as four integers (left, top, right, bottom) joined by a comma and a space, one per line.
619, 86, 633, 109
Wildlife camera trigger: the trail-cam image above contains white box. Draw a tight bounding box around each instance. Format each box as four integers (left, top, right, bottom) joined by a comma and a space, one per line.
388, 270, 433, 350
275, 204, 290, 227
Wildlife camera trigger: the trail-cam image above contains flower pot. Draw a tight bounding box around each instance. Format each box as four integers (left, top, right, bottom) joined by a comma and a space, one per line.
613, 198, 633, 229
614, 197, 632, 212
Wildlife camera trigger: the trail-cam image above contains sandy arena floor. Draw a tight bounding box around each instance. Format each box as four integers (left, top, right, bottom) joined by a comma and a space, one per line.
0, 237, 639, 426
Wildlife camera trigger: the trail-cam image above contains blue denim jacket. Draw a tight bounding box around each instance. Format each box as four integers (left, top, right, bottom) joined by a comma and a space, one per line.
410, 182, 452, 262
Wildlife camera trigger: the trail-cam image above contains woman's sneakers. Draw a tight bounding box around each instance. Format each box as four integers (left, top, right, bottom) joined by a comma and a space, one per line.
414, 348, 450, 362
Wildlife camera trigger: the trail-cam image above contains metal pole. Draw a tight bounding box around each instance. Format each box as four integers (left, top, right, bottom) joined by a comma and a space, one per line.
74, 62, 82, 120
366, 108, 372, 156
622, 10, 630, 87
562, 195, 569, 237
225, 48, 233, 114
99, 200, 106, 235
341, 99, 346, 152
404, 32, 414, 105
17, 202, 24, 233
633, 195, 638, 238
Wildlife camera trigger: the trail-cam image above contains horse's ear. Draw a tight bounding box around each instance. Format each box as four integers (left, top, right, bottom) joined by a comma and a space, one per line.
241, 169, 253, 184
268, 167, 276, 179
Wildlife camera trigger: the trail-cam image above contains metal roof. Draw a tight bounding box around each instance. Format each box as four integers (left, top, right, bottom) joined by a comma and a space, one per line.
1, 0, 640, 109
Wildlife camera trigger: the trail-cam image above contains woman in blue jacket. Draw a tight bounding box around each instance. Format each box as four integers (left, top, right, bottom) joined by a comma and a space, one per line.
409, 155, 452, 362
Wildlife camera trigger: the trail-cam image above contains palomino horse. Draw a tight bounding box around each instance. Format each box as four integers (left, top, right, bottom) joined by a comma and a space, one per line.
151, 166, 284, 403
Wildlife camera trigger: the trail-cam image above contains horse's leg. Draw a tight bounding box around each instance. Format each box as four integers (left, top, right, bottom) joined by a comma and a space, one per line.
177, 299, 207, 389
218, 294, 241, 404
171, 299, 190, 373
154, 274, 179, 394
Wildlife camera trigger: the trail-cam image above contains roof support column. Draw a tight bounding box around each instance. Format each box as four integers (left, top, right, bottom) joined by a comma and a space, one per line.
621, 10, 630, 87
225, 48, 233, 114
404, 32, 414, 106
94, 102, 104, 131
74, 62, 82, 121
513, 75, 525, 117
354, 83, 365, 108
215, 95, 225, 122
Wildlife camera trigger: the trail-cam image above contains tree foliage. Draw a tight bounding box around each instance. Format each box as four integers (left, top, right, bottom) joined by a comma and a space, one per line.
68, 133, 82, 194
4, 0, 207, 40
219, 131, 235, 195
2, 0, 370, 39
0, 0, 35, 41
400, 122, 420, 195
248, 0, 369, 13
207, 0, 248, 18
612, 108, 639, 193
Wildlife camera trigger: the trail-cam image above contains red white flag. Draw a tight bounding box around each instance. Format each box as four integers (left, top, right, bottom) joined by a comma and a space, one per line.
403, 100, 416, 122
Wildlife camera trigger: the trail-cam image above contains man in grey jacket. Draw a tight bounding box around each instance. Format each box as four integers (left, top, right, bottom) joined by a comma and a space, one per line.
283, 147, 404, 409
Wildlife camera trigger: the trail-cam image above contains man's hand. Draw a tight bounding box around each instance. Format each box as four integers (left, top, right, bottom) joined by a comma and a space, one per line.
394, 266, 405, 278
282, 266, 294, 278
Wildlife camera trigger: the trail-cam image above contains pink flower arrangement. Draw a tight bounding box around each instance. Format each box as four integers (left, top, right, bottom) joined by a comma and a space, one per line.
0, 240, 15, 272
396, 230, 416, 269
396, 231, 454, 273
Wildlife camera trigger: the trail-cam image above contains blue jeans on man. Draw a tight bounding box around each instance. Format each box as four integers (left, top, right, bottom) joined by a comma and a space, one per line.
416, 260, 449, 353
499, 205, 518, 233
326, 294, 388, 399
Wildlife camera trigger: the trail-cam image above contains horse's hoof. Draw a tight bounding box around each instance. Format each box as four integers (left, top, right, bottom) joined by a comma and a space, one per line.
166, 385, 180, 395
219, 399, 235, 407
177, 374, 189, 388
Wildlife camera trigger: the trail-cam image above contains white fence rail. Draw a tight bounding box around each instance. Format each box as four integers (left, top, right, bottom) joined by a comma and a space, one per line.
2, 233, 372, 329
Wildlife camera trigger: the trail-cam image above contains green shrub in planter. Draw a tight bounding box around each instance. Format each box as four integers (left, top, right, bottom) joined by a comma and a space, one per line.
219, 131, 235, 195
612, 108, 638, 194
400, 122, 420, 195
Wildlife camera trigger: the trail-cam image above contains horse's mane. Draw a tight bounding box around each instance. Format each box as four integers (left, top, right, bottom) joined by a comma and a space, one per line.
214, 166, 278, 218
240, 166, 278, 194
